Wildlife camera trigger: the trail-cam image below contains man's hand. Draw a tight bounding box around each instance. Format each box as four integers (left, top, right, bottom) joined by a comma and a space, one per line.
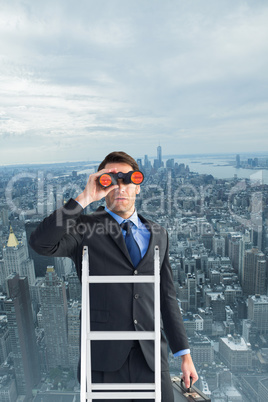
75, 168, 119, 208
180, 354, 198, 389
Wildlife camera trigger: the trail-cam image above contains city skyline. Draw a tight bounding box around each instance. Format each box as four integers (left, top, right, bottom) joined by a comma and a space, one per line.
1, 0, 268, 165
1, 151, 268, 400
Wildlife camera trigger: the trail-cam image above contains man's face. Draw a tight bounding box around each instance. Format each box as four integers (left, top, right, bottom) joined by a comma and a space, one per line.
104, 162, 140, 219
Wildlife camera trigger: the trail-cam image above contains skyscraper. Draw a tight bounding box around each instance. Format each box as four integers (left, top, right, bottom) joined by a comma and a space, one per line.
157, 145, 162, 166
25, 222, 55, 277
236, 154, 240, 168
248, 295, 268, 334
4, 274, 40, 399
153, 145, 163, 169
3, 227, 36, 289
242, 248, 267, 296
68, 301, 81, 375
40, 267, 69, 369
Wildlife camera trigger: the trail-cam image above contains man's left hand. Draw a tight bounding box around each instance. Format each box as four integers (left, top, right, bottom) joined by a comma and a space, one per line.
180, 354, 198, 389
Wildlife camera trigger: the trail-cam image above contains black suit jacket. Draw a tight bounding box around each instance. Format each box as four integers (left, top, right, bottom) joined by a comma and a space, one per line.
29, 198, 189, 372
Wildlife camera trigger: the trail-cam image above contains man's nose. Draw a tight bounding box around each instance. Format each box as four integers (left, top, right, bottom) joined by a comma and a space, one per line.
117, 179, 127, 190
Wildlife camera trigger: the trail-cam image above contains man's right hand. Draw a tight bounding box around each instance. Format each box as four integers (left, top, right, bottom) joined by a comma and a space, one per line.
75, 168, 119, 209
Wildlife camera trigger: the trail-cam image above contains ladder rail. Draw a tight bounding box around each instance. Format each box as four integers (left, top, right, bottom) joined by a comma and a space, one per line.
80, 245, 162, 401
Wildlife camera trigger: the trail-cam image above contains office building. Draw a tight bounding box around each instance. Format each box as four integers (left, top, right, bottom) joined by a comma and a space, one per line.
187, 274, 197, 312
0, 376, 18, 402
206, 293, 225, 321
212, 235, 225, 257
228, 235, 241, 273
189, 335, 214, 365
248, 295, 268, 334
68, 301, 81, 374
157, 145, 162, 165
25, 222, 55, 277
40, 267, 69, 369
4, 274, 40, 398
242, 248, 267, 296
3, 227, 36, 289
68, 272, 81, 302
0, 317, 11, 364
239, 232, 252, 283
219, 335, 252, 372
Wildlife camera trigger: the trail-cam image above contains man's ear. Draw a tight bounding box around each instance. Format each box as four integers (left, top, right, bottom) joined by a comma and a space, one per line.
135, 185, 140, 195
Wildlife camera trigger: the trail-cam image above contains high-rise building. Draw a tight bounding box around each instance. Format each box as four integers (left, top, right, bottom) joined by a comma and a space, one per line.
228, 234, 241, 273
248, 295, 268, 334
166, 159, 174, 169
68, 301, 81, 374
242, 248, 267, 296
144, 154, 151, 170
187, 274, 197, 312
2, 227, 36, 290
40, 267, 69, 369
212, 235, 225, 257
68, 272, 81, 302
25, 222, 55, 277
239, 232, 252, 284
0, 376, 18, 402
53, 256, 73, 279
4, 274, 40, 398
189, 335, 214, 365
157, 145, 162, 166
153, 145, 163, 169
0, 317, 11, 365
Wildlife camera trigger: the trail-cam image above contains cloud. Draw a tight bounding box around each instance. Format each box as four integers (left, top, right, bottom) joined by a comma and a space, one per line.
0, 0, 268, 165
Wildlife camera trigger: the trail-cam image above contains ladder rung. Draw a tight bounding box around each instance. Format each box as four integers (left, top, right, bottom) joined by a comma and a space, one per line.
86, 391, 155, 399
87, 275, 155, 283
87, 331, 155, 340
91, 383, 155, 390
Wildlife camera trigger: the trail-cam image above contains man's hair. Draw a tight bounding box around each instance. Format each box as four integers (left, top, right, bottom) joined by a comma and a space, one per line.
98, 151, 139, 171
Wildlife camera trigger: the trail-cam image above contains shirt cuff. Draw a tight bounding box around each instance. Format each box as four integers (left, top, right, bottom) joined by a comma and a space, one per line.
173, 349, 190, 357
75, 200, 84, 209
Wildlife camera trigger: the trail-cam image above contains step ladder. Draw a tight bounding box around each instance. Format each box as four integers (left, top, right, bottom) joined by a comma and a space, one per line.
80, 245, 162, 401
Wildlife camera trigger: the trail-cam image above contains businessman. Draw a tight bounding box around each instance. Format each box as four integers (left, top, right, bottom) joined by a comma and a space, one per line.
30, 151, 198, 401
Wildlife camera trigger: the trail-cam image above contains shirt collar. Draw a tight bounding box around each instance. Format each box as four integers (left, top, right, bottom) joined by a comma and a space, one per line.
104, 206, 139, 227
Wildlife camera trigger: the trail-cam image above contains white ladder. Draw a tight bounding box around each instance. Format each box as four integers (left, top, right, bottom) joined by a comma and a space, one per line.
80, 245, 162, 401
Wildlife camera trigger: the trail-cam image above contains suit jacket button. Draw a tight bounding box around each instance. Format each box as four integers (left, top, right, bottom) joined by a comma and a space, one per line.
134, 270, 138, 275
134, 319, 138, 325
134, 294, 139, 299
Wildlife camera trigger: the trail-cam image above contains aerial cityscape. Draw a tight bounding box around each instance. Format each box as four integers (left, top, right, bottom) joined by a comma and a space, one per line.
0, 146, 267, 401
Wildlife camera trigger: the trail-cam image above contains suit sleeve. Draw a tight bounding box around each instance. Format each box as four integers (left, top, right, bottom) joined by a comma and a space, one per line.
160, 231, 190, 353
29, 198, 84, 259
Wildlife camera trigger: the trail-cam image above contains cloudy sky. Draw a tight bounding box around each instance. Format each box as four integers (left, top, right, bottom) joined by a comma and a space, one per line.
0, 0, 268, 165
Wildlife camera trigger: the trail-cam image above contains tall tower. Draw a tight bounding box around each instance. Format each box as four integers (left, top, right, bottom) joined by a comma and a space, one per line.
187, 274, 197, 312
4, 274, 40, 398
157, 145, 162, 166
40, 267, 69, 369
236, 154, 240, 168
228, 235, 242, 273
242, 248, 267, 296
3, 227, 36, 289
25, 222, 55, 277
213, 235, 225, 257
68, 301, 81, 374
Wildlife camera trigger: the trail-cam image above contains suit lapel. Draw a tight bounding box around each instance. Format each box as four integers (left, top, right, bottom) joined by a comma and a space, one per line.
137, 214, 157, 268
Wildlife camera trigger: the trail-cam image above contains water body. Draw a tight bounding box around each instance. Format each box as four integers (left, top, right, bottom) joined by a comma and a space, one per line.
162, 155, 268, 184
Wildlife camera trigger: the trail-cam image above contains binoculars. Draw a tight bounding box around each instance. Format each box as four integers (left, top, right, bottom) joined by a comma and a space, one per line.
98, 170, 144, 188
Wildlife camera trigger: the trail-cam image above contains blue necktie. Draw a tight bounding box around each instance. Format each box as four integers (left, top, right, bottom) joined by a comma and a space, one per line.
121, 221, 141, 267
